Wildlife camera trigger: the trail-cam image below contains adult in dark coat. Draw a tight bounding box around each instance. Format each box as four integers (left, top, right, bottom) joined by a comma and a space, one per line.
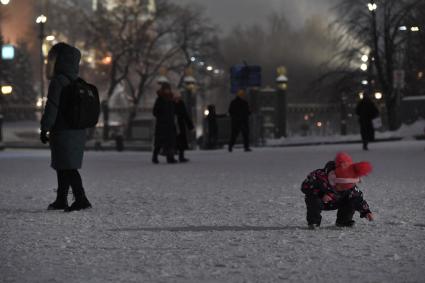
355, 95, 379, 150
174, 93, 194, 162
206, 104, 218, 149
228, 89, 251, 152
152, 83, 177, 164
40, 42, 92, 211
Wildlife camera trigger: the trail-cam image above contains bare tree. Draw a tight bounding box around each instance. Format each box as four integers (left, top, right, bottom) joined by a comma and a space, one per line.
326, 0, 422, 130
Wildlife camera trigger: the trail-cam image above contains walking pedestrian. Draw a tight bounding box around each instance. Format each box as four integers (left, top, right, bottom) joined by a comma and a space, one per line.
355, 94, 379, 150
174, 92, 194, 162
152, 83, 177, 164
41, 42, 93, 212
228, 89, 251, 152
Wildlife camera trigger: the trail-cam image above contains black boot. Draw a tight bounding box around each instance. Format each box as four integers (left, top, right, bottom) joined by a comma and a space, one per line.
167, 155, 177, 164
152, 155, 159, 164
47, 187, 69, 210
65, 187, 92, 212
178, 151, 189, 163
336, 220, 355, 227
152, 147, 160, 164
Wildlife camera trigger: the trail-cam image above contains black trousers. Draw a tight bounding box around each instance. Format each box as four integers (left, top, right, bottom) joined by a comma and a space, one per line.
229, 120, 250, 149
305, 195, 355, 225
57, 169, 83, 194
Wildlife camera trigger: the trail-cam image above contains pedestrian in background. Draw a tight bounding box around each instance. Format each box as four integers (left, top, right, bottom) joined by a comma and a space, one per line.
174, 92, 194, 162
228, 89, 251, 152
152, 83, 177, 164
206, 104, 218, 149
355, 94, 379, 151
40, 43, 92, 212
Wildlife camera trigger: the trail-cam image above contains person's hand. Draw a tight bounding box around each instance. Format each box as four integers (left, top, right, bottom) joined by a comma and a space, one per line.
366, 212, 374, 221
322, 194, 334, 203
40, 130, 49, 144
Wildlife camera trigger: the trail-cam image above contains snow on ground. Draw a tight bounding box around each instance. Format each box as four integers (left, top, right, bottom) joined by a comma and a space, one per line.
266, 119, 425, 146
1, 141, 424, 282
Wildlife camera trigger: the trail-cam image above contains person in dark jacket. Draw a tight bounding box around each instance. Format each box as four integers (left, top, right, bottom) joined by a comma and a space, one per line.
228, 89, 251, 152
40, 42, 92, 212
206, 104, 218, 149
174, 92, 194, 162
355, 95, 379, 150
301, 152, 374, 229
152, 83, 177, 164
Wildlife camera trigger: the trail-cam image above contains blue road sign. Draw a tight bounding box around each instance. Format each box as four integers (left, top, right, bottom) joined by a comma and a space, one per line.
230, 65, 261, 93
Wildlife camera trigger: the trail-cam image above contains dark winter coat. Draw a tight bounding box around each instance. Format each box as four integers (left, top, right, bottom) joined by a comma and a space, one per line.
356, 97, 379, 142
301, 161, 372, 217
41, 43, 86, 170
229, 96, 250, 124
175, 99, 194, 151
153, 94, 176, 150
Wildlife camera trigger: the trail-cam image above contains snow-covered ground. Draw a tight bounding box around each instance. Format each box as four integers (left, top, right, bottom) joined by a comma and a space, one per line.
1, 141, 424, 282
267, 119, 425, 146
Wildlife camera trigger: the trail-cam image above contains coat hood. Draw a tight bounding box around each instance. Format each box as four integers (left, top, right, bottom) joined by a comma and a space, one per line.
49, 42, 81, 79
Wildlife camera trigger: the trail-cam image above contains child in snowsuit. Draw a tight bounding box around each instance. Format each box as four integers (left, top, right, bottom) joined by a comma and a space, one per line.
301, 152, 374, 229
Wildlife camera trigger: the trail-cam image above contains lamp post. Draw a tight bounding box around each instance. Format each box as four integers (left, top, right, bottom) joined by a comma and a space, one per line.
183, 68, 197, 148
36, 14, 47, 103
367, 1, 377, 96
276, 66, 288, 138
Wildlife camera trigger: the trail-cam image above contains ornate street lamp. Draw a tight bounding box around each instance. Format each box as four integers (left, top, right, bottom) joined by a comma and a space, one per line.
36, 14, 47, 101
275, 66, 288, 137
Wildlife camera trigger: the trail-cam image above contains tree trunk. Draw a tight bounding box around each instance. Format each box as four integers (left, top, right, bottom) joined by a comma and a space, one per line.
385, 91, 401, 131
125, 104, 138, 139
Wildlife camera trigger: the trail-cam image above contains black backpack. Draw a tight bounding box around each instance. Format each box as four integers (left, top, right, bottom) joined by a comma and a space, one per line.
61, 78, 100, 129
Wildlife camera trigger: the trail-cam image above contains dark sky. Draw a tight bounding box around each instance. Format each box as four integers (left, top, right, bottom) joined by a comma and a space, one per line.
178, 0, 337, 33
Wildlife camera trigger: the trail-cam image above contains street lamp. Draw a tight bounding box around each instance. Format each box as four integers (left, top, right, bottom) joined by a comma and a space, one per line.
183, 68, 197, 147
0, 0, 10, 5
275, 66, 288, 137
1, 85, 13, 95
367, 2, 377, 11
374, 92, 383, 100
36, 14, 47, 102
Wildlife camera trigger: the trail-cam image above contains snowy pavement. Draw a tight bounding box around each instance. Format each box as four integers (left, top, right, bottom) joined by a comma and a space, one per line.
1, 141, 424, 282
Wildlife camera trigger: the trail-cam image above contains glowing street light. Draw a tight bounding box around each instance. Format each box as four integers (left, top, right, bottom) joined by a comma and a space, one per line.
374, 92, 383, 100
361, 55, 369, 62
411, 26, 420, 32
367, 3, 377, 11
190, 56, 196, 62
204, 109, 210, 116
1, 85, 13, 95
360, 63, 368, 71
36, 14, 47, 24
101, 55, 112, 65
361, 80, 368, 85
206, 65, 213, 71
45, 35, 55, 41
1, 0, 10, 5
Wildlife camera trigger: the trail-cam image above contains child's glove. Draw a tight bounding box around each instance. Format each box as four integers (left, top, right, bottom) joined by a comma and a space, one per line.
322, 193, 334, 203
366, 212, 374, 221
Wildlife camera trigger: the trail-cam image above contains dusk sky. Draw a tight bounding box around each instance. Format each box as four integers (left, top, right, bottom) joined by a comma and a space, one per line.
178, 0, 337, 32
1, 0, 337, 44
